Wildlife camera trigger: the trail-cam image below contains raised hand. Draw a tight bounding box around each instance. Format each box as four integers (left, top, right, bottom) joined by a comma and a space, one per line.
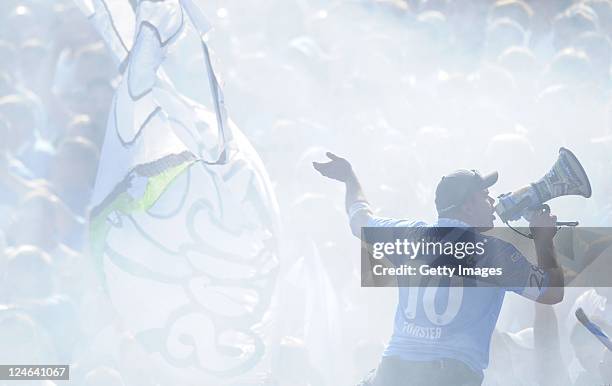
312, 152, 354, 183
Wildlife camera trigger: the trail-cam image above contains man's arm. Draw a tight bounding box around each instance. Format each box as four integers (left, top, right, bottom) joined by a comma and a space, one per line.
343, 172, 373, 237
530, 211, 564, 305
313, 152, 372, 238
533, 303, 571, 386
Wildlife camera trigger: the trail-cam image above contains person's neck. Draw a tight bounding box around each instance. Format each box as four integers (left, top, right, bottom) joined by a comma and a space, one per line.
444, 214, 473, 227
441, 214, 488, 232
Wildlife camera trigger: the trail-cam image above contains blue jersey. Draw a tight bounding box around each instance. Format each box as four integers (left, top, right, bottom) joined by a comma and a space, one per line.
366, 216, 549, 374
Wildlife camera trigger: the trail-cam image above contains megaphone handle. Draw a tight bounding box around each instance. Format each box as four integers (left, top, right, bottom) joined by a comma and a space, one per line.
534, 204, 579, 227
506, 203, 579, 239
556, 221, 579, 227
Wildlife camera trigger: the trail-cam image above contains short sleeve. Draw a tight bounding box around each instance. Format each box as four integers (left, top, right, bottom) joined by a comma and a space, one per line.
366, 216, 426, 228
483, 238, 549, 301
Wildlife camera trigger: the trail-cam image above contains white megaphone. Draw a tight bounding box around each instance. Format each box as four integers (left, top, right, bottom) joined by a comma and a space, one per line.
495, 147, 591, 227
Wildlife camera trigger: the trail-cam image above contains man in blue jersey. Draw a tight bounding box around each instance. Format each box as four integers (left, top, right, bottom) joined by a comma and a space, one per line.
313, 152, 563, 386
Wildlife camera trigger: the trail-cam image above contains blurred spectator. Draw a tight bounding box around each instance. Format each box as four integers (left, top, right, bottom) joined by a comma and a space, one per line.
0, 94, 36, 162
0, 71, 15, 96
117, 336, 164, 386
570, 316, 609, 385
5, 188, 92, 291
53, 42, 116, 123
544, 47, 595, 87
352, 340, 384, 385
84, 366, 126, 386
48, 136, 99, 216
271, 336, 326, 386
1, 4, 37, 44
7, 191, 67, 251
416, 10, 450, 44
497, 45, 540, 97
446, 0, 491, 58
471, 64, 519, 110
484, 18, 527, 59
0, 41, 17, 76
1, 245, 54, 303
583, 0, 612, 38
484, 132, 536, 192
418, 0, 449, 13
50, 2, 100, 51
572, 31, 612, 85
489, 0, 534, 31
0, 116, 27, 208
552, 4, 599, 51
533, 303, 571, 386
0, 93, 54, 179
0, 311, 57, 364
600, 349, 612, 384
18, 38, 52, 94
65, 114, 104, 148
1, 246, 80, 362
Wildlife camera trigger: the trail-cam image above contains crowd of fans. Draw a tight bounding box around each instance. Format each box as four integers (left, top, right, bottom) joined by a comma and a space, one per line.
0, 0, 611, 385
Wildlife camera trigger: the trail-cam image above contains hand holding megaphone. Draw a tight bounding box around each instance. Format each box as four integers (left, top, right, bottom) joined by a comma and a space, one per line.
527, 204, 559, 241
495, 147, 591, 238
